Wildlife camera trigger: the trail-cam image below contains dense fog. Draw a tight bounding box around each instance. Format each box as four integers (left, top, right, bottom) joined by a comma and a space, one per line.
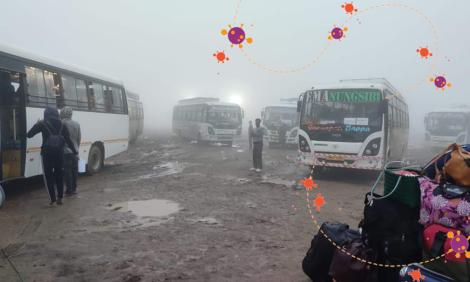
1, 0, 468, 145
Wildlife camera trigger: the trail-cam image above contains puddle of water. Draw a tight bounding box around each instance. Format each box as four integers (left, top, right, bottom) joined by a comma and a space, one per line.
127, 162, 184, 182
187, 217, 221, 226
142, 150, 159, 157
111, 199, 181, 218
261, 176, 295, 187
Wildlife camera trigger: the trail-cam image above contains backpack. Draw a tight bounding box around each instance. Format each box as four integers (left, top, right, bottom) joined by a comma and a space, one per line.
360, 193, 423, 282
43, 121, 65, 156
328, 239, 378, 282
302, 222, 361, 282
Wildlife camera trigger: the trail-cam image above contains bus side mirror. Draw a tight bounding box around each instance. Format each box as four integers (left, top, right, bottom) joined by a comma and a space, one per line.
297, 101, 302, 112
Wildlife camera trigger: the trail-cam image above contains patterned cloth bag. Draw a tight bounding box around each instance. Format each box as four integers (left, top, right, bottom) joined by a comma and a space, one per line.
419, 177, 470, 235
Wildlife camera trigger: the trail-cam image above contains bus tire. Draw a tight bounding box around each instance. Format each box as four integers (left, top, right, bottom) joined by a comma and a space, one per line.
87, 144, 104, 175
0, 184, 5, 209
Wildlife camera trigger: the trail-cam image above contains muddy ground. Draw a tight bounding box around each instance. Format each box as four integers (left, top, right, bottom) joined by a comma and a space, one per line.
0, 132, 432, 282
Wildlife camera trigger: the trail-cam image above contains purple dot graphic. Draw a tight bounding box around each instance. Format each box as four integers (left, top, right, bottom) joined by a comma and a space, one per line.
434, 76, 447, 88
228, 27, 246, 45
450, 234, 469, 255
331, 27, 344, 40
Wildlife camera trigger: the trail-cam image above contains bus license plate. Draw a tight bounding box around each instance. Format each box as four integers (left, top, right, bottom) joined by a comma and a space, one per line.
326, 155, 345, 161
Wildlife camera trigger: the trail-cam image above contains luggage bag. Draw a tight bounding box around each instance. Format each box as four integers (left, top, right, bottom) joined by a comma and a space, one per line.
302, 222, 360, 282
399, 263, 455, 282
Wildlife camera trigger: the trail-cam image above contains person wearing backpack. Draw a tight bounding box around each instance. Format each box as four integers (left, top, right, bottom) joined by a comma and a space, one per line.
27, 107, 78, 205
60, 107, 81, 196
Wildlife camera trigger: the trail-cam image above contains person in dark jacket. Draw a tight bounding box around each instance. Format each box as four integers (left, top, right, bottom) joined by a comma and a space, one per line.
27, 107, 78, 205
250, 118, 266, 172
278, 122, 288, 148
60, 107, 81, 195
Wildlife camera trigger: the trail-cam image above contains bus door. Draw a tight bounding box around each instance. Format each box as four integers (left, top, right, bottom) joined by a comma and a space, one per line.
0, 69, 26, 181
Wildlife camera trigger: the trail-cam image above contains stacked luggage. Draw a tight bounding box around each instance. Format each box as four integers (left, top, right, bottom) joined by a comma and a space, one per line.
302, 143, 470, 282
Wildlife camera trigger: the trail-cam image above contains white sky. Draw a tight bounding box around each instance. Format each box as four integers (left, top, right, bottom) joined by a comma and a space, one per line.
0, 0, 468, 136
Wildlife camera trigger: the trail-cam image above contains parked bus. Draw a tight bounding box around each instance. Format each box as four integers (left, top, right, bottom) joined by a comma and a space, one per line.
297, 78, 409, 170
261, 98, 299, 147
172, 97, 243, 146
127, 91, 144, 143
0, 45, 139, 207
424, 109, 470, 151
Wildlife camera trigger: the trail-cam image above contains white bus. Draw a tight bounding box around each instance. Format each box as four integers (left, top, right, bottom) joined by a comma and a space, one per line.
424, 109, 470, 151
172, 97, 243, 146
261, 99, 299, 147
297, 79, 409, 170
0, 45, 140, 206
127, 91, 144, 143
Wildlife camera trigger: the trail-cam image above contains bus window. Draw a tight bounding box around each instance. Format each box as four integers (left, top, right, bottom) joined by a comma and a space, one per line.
90, 82, 105, 112
76, 79, 88, 110
43, 70, 59, 106
104, 86, 113, 112
112, 87, 123, 113
86, 82, 95, 110
61, 74, 78, 108
25, 66, 47, 106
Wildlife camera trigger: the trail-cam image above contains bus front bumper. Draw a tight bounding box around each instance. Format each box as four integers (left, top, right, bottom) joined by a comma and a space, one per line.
267, 134, 297, 145
207, 135, 235, 142
299, 152, 383, 170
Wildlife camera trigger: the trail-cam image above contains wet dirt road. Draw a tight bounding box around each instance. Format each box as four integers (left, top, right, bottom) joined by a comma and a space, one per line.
1, 132, 417, 282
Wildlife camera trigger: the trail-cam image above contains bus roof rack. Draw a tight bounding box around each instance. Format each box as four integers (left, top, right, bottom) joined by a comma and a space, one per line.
280, 98, 298, 104
126, 92, 140, 101
450, 103, 470, 109
339, 78, 401, 95
178, 97, 220, 105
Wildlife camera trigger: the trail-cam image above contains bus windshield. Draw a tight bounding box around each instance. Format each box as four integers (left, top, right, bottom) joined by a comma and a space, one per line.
264, 107, 297, 129
426, 112, 468, 136
301, 89, 383, 142
207, 106, 241, 128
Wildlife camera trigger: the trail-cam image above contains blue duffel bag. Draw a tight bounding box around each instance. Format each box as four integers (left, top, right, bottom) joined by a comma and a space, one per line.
399, 263, 455, 282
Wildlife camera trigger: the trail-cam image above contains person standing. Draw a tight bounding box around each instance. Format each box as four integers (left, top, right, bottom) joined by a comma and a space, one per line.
60, 107, 81, 196
27, 107, 78, 205
279, 122, 288, 148
250, 118, 266, 172
248, 120, 253, 151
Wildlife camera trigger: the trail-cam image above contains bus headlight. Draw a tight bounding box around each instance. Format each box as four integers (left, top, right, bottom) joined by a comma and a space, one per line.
299, 135, 311, 152
363, 138, 381, 156
208, 127, 215, 135
290, 129, 298, 137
